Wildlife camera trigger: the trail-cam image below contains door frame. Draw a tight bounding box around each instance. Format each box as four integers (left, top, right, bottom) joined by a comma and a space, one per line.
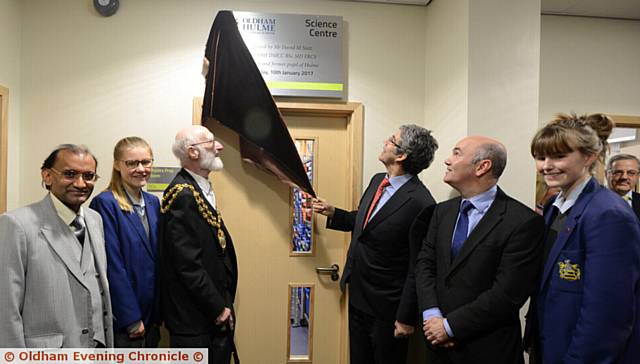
610, 114, 640, 128
192, 97, 363, 364
0, 85, 8, 213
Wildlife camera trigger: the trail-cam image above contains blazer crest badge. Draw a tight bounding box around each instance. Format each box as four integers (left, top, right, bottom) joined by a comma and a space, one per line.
558, 259, 581, 281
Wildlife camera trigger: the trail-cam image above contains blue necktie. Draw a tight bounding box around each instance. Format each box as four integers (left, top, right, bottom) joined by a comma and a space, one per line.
451, 200, 474, 259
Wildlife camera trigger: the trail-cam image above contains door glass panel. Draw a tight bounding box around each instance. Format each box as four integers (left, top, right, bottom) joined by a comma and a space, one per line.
288, 284, 314, 362
291, 138, 316, 255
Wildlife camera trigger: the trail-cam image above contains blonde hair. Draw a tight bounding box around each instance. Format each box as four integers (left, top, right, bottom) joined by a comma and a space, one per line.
531, 113, 614, 171
107, 137, 153, 212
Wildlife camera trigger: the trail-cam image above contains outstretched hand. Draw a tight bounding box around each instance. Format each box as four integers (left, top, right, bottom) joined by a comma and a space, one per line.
312, 197, 335, 218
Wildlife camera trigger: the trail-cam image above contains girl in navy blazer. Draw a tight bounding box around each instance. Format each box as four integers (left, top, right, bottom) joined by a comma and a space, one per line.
90, 137, 161, 348
526, 113, 640, 364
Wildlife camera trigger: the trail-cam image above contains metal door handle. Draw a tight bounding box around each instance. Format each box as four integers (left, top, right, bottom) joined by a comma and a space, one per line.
315, 263, 340, 281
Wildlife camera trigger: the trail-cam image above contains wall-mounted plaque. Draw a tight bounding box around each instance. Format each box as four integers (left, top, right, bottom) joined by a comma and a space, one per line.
235, 11, 344, 99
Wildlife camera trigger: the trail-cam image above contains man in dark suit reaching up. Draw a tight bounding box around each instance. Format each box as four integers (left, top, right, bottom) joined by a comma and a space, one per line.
415, 136, 544, 364
160, 125, 238, 363
313, 124, 438, 364
606, 153, 640, 219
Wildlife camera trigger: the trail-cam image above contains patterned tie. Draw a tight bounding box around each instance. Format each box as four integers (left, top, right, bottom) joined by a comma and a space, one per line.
451, 200, 474, 259
623, 195, 631, 201
70, 215, 86, 245
363, 177, 391, 228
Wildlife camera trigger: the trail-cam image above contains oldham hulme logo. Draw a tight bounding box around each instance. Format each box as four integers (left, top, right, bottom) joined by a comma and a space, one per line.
241, 16, 276, 34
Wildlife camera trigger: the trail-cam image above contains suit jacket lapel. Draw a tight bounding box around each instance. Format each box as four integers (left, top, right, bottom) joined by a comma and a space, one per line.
84, 212, 106, 275
39, 195, 89, 290
180, 169, 233, 273
144, 192, 159, 258
448, 188, 506, 275
355, 173, 384, 233
364, 175, 418, 232
125, 208, 153, 258
84, 211, 112, 321
439, 198, 461, 271
539, 178, 598, 290
632, 192, 640, 219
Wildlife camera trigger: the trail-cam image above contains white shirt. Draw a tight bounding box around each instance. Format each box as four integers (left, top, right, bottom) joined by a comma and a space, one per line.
185, 168, 217, 209
369, 173, 413, 218
50, 192, 85, 227
623, 191, 633, 207
553, 177, 591, 214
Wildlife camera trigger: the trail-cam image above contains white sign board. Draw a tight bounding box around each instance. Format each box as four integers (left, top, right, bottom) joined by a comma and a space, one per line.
234, 11, 344, 98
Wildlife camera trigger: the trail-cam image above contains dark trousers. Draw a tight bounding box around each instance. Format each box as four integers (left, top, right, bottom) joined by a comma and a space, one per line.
170, 331, 232, 364
114, 324, 161, 348
349, 304, 409, 364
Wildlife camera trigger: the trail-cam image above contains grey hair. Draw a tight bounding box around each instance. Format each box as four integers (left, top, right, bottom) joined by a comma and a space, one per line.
395, 124, 438, 175
607, 153, 640, 171
172, 133, 198, 165
471, 142, 507, 179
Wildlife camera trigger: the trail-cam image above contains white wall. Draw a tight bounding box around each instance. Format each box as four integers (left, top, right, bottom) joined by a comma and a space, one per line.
0, 0, 22, 210
540, 15, 640, 123
17, 0, 427, 207
467, 0, 540, 204
422, 0, 469, 202
423, 0, 540, 206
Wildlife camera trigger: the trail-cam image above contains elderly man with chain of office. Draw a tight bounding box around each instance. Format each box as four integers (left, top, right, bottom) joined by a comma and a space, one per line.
160, 125, 238, 364
0, 144, 113, 348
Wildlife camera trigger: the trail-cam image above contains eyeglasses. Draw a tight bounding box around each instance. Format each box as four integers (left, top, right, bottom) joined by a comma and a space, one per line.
609, 170, 639, 178
49, 168, 99, 182
120, 159, 153, 169
386, 135, 401, 149
190, 139, 215, 147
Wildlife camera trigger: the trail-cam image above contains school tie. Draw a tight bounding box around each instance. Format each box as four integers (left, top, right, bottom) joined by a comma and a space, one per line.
133, 203, 150, 238
363, 177, 390, 228
70, 215, 86, 245
451, 200, 474, 260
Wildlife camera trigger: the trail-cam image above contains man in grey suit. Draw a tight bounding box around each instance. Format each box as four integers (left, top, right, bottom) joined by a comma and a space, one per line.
0, 144, 114, 348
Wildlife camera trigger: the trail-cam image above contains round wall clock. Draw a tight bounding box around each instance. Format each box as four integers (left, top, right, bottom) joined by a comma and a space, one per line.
94, 0, 119, 17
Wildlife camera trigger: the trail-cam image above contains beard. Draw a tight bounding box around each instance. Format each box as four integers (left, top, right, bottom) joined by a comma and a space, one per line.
199, 147, 224, 171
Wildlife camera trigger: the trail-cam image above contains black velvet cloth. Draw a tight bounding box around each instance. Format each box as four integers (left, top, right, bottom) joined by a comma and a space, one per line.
202, 10, 315, 197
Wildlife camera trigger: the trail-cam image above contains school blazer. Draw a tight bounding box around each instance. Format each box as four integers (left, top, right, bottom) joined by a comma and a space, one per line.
90, 190, 160, 331
534, 178, 640, 364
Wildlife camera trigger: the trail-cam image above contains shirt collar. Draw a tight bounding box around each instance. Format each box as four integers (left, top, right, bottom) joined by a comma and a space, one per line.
553, 177, 591, 214
463, 184, 497, 213
50, 192, 84, 225
387, 173, 413, 190
125, 188, 145, 208
185, 168, 212, 194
